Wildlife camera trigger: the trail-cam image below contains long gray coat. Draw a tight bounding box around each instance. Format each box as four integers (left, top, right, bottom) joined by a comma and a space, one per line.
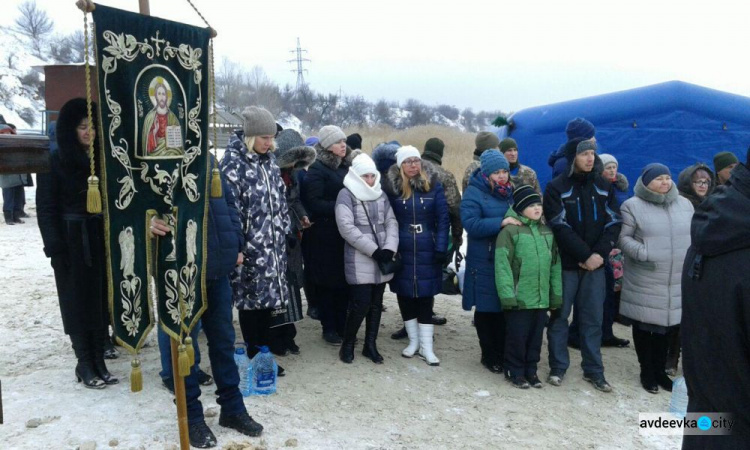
335, 187, 399, 285
618, 178, 694, 327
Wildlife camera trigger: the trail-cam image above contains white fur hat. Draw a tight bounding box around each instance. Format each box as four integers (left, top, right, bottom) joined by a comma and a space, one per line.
395, 145, 421, 167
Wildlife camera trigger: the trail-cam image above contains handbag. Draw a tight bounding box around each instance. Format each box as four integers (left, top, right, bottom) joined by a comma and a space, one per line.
360, 201, 403, 275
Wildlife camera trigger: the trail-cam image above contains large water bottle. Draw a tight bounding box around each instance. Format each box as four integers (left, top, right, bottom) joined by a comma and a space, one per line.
234, 345, 251, 397
668, 376, 688, 418
249, 345, 277, 396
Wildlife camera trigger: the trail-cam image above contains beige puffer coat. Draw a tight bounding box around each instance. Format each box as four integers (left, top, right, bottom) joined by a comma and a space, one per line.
618, 177, 694, 327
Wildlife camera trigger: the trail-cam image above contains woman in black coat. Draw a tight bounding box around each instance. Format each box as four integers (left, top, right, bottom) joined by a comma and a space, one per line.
37, 98, 117, 389
301, 125, 353, 345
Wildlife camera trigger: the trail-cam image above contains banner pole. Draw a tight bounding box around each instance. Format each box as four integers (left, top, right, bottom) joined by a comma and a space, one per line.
139, 0, 150, 15
171, 339, 190, 450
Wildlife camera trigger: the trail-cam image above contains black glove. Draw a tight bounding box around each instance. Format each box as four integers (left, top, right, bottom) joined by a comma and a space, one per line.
433, 251, 448, 264
372, 248, 392, 264
380, 249, 395, 262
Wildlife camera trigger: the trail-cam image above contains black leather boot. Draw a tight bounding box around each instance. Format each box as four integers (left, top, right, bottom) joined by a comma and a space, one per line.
390, 326, 407, 340
652, 332, 673, 392
362, 302, 384, 364
633, 327, 658, 394
70, 332, 106, 389
339, 307, 366, 364
92, 329, 119, 385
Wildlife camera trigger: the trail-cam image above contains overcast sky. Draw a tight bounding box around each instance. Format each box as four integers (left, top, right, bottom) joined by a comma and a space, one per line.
3, 0, 750, 113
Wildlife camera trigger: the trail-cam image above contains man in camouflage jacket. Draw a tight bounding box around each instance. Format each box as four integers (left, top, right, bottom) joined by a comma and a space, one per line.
500, 137, 541, 193
462, 131, 501, 192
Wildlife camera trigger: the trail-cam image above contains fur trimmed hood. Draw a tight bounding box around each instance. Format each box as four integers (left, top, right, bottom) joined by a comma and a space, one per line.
371, 142, 400, 174
276, 145, 316, 170
634, 176, 680, 205
314, 142, 355, 171
384, 158, 440, 196
613, 173, 629, 192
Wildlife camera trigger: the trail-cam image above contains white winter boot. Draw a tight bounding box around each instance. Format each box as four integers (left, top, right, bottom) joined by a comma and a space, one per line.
402, 319, 420, 358
418, 323, 440, 366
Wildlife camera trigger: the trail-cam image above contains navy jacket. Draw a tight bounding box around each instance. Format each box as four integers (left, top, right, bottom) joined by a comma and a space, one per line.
383, 163, 450, 298
460, 169, 513, 312
205, 170, 244, 280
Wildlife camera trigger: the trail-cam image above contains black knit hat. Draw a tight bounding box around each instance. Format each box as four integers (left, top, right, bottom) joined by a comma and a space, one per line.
422, 137, 445, 164
513, 184, 542, 215
346, 133, 362, 150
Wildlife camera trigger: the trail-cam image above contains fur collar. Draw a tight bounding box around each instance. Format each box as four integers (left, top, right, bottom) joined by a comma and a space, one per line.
613, 173, 629, 192
314, 143, 355, 170
385, 159, 439, 196
275, 145, 316, 170
634, 176, 679, 205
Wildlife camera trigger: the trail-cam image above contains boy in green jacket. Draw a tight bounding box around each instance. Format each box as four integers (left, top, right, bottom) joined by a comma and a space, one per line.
495, 184, 563, 389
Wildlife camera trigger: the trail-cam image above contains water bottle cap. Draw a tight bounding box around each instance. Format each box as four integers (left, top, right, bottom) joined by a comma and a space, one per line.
235, 347, 246, 355
258, 345, 270, 353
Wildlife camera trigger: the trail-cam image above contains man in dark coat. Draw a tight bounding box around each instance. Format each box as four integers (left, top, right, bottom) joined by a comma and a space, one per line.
151, 169, 264, 448
543, 138, 621, 392
681, 151, 750, 449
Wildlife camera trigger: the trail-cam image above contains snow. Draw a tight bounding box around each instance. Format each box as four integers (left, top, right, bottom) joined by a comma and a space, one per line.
0, 189, 684, 450
0, 29, 47, 129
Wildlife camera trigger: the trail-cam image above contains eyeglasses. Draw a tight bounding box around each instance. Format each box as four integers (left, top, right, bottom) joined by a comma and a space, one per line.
692, 180, 710, 187
403, 158, 421, 166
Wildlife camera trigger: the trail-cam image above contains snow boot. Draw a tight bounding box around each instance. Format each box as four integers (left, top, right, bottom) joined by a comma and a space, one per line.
402, 319, 420, 358
418, 323, 440, 366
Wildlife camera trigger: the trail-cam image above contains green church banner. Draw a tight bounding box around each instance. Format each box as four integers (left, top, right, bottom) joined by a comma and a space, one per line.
92, 5, 210, 356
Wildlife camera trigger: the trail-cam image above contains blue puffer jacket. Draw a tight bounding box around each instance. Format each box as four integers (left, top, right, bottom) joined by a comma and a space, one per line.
206, 168, 244, 280
461, 169, 514, 312
383, 163, 450, 298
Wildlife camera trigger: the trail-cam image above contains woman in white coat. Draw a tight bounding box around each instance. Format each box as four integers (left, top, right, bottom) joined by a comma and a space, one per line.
618, 163, 694, 394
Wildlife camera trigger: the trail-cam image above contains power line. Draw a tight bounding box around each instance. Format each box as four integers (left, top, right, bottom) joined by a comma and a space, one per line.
287, 37, 310, 90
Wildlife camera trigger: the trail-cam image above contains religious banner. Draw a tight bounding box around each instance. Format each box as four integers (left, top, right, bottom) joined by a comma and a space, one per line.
91, 5, 210, 371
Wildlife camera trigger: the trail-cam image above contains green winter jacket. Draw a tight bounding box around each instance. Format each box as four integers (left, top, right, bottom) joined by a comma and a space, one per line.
494, 209, 563, 310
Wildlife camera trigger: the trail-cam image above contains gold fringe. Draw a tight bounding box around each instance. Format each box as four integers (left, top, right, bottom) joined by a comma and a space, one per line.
130, 359, 143, 392
177, 344, 190, 377
86, 175, 102, 213
210, 168, 222, 198
184, 336, 195, 367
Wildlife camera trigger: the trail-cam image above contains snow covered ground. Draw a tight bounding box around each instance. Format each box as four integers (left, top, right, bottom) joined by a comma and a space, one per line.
0, 190, 682, 449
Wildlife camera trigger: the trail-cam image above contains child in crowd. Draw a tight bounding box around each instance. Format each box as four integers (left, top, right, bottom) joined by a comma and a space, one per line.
495, 185, 562, 389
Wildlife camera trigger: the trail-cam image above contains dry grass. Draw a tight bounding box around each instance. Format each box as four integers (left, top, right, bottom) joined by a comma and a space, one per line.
344, 124, 476, 179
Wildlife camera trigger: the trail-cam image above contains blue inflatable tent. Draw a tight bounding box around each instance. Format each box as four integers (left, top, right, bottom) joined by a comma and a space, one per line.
498, 80, 750, 190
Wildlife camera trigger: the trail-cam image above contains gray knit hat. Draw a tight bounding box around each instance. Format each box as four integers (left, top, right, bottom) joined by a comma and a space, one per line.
318, 125, 346, 150
576, 139, 597, 154
242, 106, 276, 137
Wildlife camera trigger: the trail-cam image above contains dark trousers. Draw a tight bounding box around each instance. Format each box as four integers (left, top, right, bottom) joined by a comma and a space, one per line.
504, 309, 547, 377
474, 311, 506, 366
2, 186, 25, 213
351, 283, 387, 314
303, 271, 319, 309
156, 277, 246, 425
239, 308, 272, 358
397, 295, 434, 323
318, 285, 349, 335
269, 323, 297, 354
569, 261, 619, 343
632, 326, 669, 380
666, 327, 680, 370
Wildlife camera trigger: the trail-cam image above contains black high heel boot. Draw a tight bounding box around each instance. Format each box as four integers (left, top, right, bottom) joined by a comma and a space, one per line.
362, 302, 384, 364
70, 333, 106, 389
339, 306, 366, 364
93, 329, 119, 385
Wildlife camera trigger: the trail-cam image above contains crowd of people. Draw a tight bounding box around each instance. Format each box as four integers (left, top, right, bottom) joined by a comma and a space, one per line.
25, 98, 750, 448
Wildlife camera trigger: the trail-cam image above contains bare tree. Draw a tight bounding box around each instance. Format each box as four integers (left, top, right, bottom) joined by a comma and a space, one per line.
404, 98, 431, 127
49, 31, 87, 64
372, 99, 394, 126
14, 0, 54, 57
340, 95, 369, 127
462, 108, 476, 132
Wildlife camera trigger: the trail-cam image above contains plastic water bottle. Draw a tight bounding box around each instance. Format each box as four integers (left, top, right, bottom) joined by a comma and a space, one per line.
234, 345, 251, 397
249, 345, 277, 396
669, 376, 688, 418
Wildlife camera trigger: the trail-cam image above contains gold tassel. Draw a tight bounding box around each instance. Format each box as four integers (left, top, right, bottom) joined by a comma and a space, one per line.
210, 168, 222, 198
86, 175, 102, 213
184, 336, 195, 367
130, 358, 142, 393
177, 344, 190, 377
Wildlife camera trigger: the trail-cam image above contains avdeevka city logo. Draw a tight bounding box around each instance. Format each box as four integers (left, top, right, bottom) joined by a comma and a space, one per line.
697, 416, 712, 431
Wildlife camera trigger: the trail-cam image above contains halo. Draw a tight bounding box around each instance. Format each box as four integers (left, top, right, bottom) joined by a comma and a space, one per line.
148, 76, 173, 107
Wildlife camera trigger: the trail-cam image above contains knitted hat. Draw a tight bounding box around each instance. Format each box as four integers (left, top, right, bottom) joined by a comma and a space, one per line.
351, 153, 378, 177
500, 137, 518, 154
275, 129, 304, 153
480, 149, 509, 176
513, 184, 542, 214
565, 118, 596, 140
396, 145, 421, 167
713, 151, 739, 173
422, 137, 445, 164
576, 139, 597, 154
318, 125, 346, 150
305, 136, 319, 146
241, 106, 276, 137
475, 131, 500, 152
599, 153, 618, 168
346, 133, 362, 150
642, 163, 671, 186
275, 129, 316, 169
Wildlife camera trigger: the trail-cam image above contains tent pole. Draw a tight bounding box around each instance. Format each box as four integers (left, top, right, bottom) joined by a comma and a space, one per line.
171, 339, 190, 450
